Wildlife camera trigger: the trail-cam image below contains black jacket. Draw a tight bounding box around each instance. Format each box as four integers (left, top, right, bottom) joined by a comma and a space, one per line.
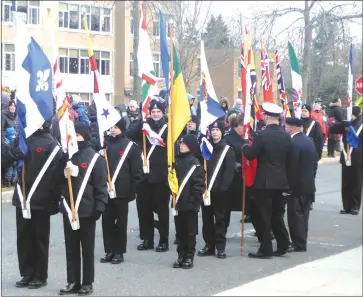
242, 124, 294, 191
289, 132, 317, 196
60, 142, 108, 218
328, 103, 343, 123
224, 129, 247, 211
1, 110, 17, 142
175, 152, 205, 212
206, 138, 235, 192
12, 129, 64, 211
106, 134, 144, 201
126, 116, 168, 183
330, 117, 362, 168
87, 102, 101, 151
301, 117, 324, 161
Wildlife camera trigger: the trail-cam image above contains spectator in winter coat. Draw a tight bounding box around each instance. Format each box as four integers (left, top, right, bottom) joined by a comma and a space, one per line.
310, 98, 327, 140
2, 100, 17, 142
327, 98, 344, 157
219, 97, 230, 121
69, 95, 90, 125
3, 127, 17, 187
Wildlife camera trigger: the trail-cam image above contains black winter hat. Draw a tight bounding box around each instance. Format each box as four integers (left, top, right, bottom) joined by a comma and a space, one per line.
181, 134, 199, 154
301, 104, 312, 114
8, 99, 16, 107
209, 120, 225, 136
189, 115, 200, 126
148, 99, 165, 114
75, 122, 91, 140
115, 117, 127, 132
352, 106, 361, 117
286, 117, 303, 127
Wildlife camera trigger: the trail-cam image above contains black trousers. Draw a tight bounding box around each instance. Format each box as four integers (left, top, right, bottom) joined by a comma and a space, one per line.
327, 139, 337, 157
175, 211, 198, 259
342, 165, 363, 211
102, 199, 128, 254
254, 189, 290, 256
249, 197, 261, 241
139, 181, 170, 244
16, 207, 50, 280
201, 192, 229, 251
63, 216, 96, 284
287, 194, 310, 250
136, 180, 148, 240
311, 162, 318, 203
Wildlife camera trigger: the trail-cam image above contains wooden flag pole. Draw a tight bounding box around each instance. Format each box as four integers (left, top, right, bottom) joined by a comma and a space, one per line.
22, 163, 26, 210
203, 158, 208, 200
104, 148, 113, 192
169, 21, 177, 210
67, 168, 76, 220
143, 134, 148, 169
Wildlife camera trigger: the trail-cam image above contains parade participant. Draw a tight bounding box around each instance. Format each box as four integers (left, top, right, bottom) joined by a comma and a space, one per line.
285, 117, 317, 252
126, 99, 170, 252
330, 106, 362, 215
12, 120, 63, 289
311, 98, 327, 139
198, 120, 235, 259
59, 122, 108, 296
242, 103, 292, 259
173, 134, 205, 269
100, 118, 143, 264
301, 104, 324, 210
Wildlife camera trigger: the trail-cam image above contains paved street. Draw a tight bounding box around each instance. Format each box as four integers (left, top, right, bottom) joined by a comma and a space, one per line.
1, 163, 362, 296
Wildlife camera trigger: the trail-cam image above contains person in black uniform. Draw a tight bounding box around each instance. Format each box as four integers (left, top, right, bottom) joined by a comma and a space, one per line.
330, 106, 362, 215
126, 100, 170, 252
59, 122, 108, 296
242, 103, 293, 259
100, 118, 143, 264
285, 117, 317, 252
198, 120, 235, 259
173, 134, 205, 269
301, 104, 324, 210
12, 120, 63, 289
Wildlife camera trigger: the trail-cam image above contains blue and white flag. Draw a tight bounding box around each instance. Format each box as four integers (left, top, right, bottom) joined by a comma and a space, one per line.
200, 137, 213, 160
13, 8, 54, 161
199, 33, 225, 135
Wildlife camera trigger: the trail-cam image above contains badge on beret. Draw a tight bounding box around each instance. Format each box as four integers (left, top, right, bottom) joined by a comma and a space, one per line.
213, 122, 218, 127
153, 104, 158, 109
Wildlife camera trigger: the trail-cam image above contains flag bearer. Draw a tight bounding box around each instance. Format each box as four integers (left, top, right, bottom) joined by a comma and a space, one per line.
59, 122, 108, 296
100, 118, 143, 264
285, 117, 317, 252
242, 103, 293, 259
173, 134, 205, 269
330, 106, 362, 215
126, 99, 170, 252
198, 120, 235, 259
12, 120, 63, 289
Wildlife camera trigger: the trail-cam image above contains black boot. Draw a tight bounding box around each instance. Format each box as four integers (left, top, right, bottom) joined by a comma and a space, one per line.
15, 276, 32, 288
100, 253, 114, 263
59, 283, 81, 295
28, 277, 47, 289
137, 240, 154, 251
111, 254, 124, 264
197, 245, 215, 256
78, 284, 93, 296
155, 243, 169, 252
173, 256, 184, 268
182, 258, 194, 269
216, 250, 227, 259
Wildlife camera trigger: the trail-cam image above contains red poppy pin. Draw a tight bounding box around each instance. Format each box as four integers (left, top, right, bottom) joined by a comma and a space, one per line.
81, 162, 87, 169
119, 151, 124, 156
36, 147, 42, 153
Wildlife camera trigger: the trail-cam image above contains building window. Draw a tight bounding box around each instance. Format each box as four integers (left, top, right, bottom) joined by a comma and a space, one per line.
153, 53, 160, 77
69, 49, 79, 74
59, 2, 111, 33
67, 92, 112, 106
80, 50, 90, 74
100, 51, 110, 75
153, 15, 160, 36
237, 89, 242, 99
2, 43, 15, 71
2, 0, 40, 25
59, 48, 69, 73
130, 2, 134, 35
130, 52, 134, 76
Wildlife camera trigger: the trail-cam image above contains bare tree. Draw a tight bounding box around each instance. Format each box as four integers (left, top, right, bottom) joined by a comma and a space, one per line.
249, 1, 362, 103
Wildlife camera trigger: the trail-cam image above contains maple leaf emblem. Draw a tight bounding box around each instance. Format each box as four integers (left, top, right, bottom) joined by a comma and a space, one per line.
36, 69, 50, 92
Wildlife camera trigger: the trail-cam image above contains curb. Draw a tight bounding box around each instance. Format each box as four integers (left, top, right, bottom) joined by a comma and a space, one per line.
319, 156, 340, 164
1, 190, 13, 203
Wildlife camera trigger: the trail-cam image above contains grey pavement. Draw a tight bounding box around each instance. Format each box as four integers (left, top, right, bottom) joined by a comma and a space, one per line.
1, 162, 362, 296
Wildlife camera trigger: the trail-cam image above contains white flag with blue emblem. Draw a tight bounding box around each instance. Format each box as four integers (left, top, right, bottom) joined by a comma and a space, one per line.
199, 32, 225, 135
13, 9, 54, 159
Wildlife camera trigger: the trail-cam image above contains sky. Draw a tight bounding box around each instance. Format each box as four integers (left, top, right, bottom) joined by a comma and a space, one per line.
208, 1, 362, 43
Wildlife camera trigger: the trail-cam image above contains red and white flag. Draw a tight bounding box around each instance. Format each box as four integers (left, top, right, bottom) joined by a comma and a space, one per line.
142, 123, 166, 147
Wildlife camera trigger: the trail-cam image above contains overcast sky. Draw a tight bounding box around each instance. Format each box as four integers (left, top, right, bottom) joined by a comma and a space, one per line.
208, 1, 362, 42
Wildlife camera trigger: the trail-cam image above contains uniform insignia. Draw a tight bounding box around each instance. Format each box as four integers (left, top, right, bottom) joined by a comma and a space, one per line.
119, 151, 124, 156
81, 162, 87, 169
213, 122, 218, 127
36, 147, 42, 153
153, 104, 157, 109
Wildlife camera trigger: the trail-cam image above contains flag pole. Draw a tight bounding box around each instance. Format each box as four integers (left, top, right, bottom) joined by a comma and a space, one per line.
104, 148, 113, 192
169, 21, 176, 211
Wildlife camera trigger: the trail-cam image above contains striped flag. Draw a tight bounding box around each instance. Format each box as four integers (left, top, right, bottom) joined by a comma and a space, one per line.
288, 41, 303, 118
275, 50, 291, 120
84, 18, 120, 147
138, 1, 158, 120
346, 44, 353, 121
260, 42, 273, 103
249, 48, 263, 129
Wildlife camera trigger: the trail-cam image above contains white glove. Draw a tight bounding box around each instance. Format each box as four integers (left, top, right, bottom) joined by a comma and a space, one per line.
98, 149, 105, 157
64, 161, 79, 178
